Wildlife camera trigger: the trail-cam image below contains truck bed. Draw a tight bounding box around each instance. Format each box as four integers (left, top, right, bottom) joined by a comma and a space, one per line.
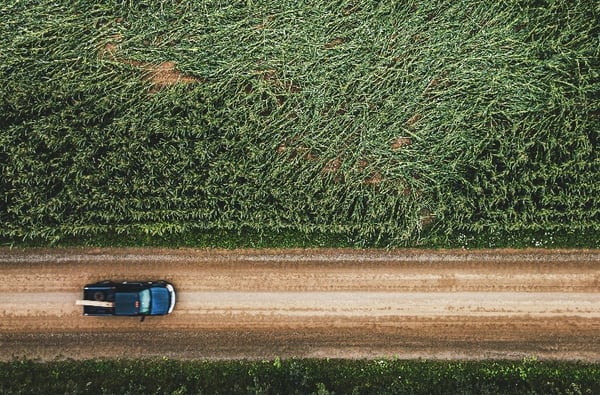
82, 284, 116, 315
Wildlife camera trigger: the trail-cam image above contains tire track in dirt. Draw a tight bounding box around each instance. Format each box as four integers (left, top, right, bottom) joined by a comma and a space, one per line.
0, 248, 599, 361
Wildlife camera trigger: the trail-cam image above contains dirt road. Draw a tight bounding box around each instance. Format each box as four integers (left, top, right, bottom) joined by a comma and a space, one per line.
1, 248, 599, 361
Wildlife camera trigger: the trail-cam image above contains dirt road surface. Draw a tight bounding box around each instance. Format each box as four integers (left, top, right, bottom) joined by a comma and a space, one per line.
1, 248, 599, 361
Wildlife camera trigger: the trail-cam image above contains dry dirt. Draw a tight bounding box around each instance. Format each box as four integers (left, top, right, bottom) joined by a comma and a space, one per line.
1, 248, 599, 361
100, 36, 199, 92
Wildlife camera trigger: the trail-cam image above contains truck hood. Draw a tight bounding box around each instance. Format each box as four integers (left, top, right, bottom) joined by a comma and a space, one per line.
150, 287, 170, 315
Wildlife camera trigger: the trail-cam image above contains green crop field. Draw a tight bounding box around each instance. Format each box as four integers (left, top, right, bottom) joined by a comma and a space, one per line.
1, 0, 598, 248
3, 358, 600, 394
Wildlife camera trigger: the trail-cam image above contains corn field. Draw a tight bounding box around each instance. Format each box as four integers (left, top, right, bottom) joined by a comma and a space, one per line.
1, 0, 598, 246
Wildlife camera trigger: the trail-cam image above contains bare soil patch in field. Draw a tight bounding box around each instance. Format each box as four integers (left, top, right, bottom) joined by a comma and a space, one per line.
99, 37, 199, 92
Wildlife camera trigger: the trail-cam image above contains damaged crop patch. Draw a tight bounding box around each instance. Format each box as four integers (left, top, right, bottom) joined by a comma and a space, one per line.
392, 137, 412, 150
99, 37, 200, 93
126, 60, 200, 92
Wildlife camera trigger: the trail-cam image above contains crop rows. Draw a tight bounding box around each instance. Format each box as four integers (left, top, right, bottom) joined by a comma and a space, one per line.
3, 358, 600, 394
1, 0, 598, 246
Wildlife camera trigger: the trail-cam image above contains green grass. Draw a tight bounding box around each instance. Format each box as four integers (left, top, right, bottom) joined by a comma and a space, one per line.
2, 358, 600, 394
1, 0, 599, 248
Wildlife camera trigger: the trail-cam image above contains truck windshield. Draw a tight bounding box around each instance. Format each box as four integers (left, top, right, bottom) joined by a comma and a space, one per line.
139, 289, 151, 314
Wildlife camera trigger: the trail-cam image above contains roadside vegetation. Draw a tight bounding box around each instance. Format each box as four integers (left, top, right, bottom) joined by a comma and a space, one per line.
2, 358, 600, 394
1, 0, 598, 248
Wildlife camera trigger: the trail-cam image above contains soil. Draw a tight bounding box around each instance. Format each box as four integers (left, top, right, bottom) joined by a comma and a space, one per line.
392, 137, 412, 149
99, 36, 199, 92
124, 60, 198, 92
1, 248, 599, 361
142, 61, 198, 91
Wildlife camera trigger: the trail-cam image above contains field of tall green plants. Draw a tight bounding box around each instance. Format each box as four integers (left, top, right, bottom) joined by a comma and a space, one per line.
2, 358, 600, 394
1, 0, 598, 247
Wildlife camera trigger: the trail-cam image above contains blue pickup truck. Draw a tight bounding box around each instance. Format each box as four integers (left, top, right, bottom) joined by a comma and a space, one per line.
77, 280, 176, 321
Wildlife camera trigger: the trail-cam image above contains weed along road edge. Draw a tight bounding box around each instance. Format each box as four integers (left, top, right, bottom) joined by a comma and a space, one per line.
1, 248, 599, 361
